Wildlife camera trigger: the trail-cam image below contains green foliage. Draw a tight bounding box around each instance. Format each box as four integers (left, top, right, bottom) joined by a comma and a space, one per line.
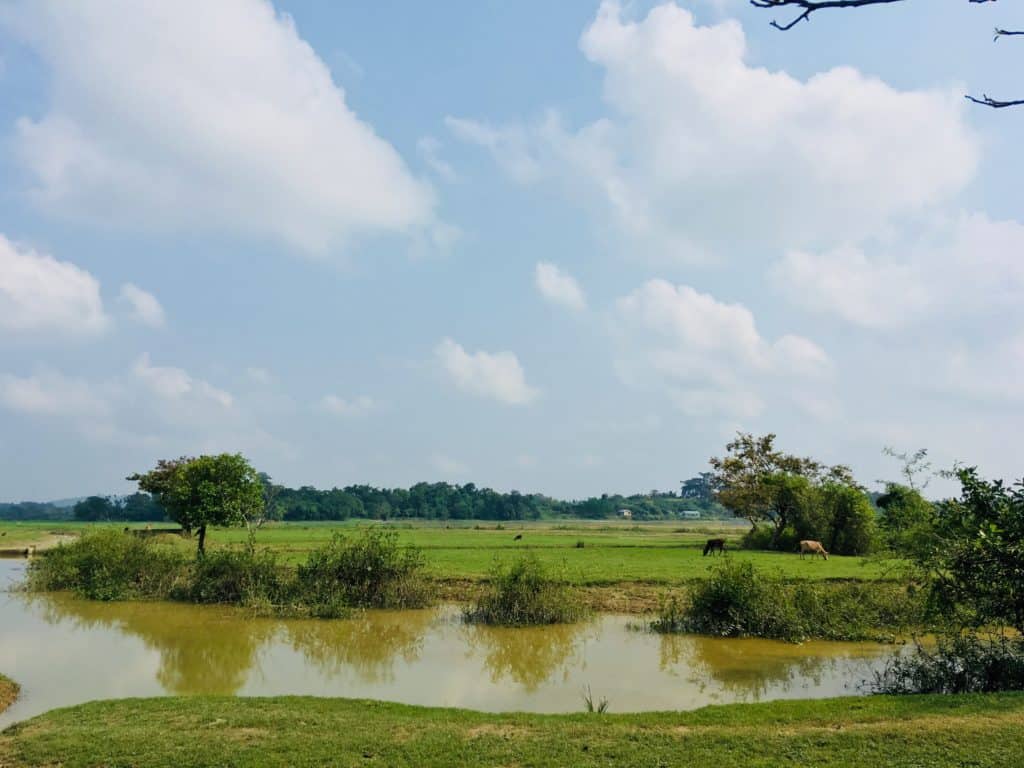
582, 685, 609, 714
27, 530, 187, 601
296, 527, 430, 614
130, 453, 264, 556
872, 634, 1024, 694
465, 553, 586, 626
876, 483, 937, 555
819, 482, 876, 556
187, 547, 288, 608
652, 560, 922, 642
73, 493, 166, 522
916, 468, 1024, 634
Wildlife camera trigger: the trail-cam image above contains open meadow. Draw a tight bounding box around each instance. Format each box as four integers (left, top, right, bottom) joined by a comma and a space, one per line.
0, 519, 899, 585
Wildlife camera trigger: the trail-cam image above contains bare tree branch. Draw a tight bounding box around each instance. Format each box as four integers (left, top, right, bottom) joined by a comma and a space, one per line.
751, 0, 1024, 109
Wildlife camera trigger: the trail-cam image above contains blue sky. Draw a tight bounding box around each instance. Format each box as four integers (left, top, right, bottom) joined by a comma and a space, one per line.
1, 0, 1023, 501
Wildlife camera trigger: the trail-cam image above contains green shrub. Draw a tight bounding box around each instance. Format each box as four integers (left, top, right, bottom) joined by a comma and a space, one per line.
652, 560, 923, 642
464, 553, 585, 626
187, 547, 288, 607
871, 634, 1024, 694
26, 530, 187, 601
296, 527, 430, 614
740, 524, 774, 550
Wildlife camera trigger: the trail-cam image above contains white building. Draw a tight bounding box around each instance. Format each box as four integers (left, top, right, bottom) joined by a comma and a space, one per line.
618, 509, 632, 519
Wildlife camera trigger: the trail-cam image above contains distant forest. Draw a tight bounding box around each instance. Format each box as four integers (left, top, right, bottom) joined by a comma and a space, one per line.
1, 474, 725, 523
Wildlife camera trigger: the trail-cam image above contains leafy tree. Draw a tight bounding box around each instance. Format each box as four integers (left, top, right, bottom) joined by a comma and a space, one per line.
820, 482, 876, 556
73, 496, 118, 522
129, 453, 264, 556
709, 432, 858, 541
918, 467, 1024, 634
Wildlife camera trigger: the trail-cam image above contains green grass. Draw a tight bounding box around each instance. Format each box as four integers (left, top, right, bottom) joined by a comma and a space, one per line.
2, 519, 900, 585
0, 674, 17, 715
2, 693, 1023, 767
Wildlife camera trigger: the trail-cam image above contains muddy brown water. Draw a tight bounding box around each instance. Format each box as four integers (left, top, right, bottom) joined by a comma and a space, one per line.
0, 559, 901, 726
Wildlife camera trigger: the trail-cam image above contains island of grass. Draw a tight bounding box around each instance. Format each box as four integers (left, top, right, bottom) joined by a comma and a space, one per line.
2, 693, 1023, 767
0, 674, 18, 714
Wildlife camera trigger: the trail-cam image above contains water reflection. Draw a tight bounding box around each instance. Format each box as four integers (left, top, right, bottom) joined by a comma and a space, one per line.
30, 595, 276, 695
461, 620, 596, 691
284, 609, 433, 684
658, 633, 886, 700
0, 560, 903, 725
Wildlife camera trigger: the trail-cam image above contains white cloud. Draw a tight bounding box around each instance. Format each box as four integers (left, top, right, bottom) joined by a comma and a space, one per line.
614, 279, 830, 418
445, 117, 543, 184
118, 283, 165, 327
321, 394, 375, 417
0, 370, 106, 416
535, 262, 587, 311
246, 367, 272, 384
772, 212, 1024, 329
132, 354, 232, 407
0, 234, 108, 337
451, 2, 977, 261
417, 137, 458, 183
3, 0, 437, 253
435, 337, 539, 405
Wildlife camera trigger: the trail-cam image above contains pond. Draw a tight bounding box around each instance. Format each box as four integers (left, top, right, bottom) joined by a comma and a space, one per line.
0, 559, 899, 726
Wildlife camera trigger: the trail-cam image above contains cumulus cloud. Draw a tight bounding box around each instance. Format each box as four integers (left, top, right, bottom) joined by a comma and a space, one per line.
535, 262, 586, 311
771, 213, 1024, 329
0, 369, 107, 416
450, 2, 977, 261
614, 279, 830, 418
132, 354, 232, 407
321, 394, 375, 417
435, 338, 539, 405
3, 0, 437, 252
0, 234, 108, 337
118, 283, 165, 327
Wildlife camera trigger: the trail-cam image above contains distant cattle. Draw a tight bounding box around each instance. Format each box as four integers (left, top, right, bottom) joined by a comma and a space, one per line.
799, 540, 829, 560
703, 538, 726, 556
513, 533, 523, 541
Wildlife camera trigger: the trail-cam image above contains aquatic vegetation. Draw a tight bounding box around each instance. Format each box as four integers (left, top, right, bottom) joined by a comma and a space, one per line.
464, 553, 586, 626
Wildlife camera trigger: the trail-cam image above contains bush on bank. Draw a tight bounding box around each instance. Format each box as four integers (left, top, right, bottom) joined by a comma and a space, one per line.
871, 634, 1024, 694
651, 559, 924, 642
464, 553, 586, 626
26, 528, 433, 616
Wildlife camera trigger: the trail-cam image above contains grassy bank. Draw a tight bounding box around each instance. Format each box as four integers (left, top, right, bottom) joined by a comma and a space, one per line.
2, 693, 1023, 767
0, 675, 17, 714
2, 520, 899, 584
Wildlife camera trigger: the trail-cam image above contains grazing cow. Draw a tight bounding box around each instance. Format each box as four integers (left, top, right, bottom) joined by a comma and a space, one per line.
799, 540, 829, 560
703, 538, 726, 556
513, 533, 523, 541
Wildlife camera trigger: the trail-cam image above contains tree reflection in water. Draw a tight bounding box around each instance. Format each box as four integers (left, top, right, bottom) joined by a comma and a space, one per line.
658, 633, 885, 700
283, 608, 434, 684
31, 594, 275, 695
460, 620, 596, 692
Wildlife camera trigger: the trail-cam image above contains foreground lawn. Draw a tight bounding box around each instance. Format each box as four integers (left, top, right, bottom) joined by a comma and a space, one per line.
2, 520, 899, 584
2, 694, 1022, 767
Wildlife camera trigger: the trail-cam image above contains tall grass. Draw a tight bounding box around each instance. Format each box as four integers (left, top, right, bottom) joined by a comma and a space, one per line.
26, 527, 432, 617
296, 528, 430, 614
651, 559, 923, 642
464, 553, 586, 626
26, 530, 188, 600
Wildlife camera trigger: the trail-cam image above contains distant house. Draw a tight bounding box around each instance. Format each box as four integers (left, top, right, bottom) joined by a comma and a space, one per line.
618, 509, 633, 519
681, 510, 701, 520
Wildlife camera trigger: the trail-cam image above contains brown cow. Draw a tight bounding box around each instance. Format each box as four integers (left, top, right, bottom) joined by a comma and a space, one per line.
799, 540, 828, 560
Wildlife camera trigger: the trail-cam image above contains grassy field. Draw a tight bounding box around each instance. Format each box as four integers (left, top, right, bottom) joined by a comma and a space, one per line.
0, 675, 17, 715
0, 520, 899, 585
2, 693, 1022, 767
